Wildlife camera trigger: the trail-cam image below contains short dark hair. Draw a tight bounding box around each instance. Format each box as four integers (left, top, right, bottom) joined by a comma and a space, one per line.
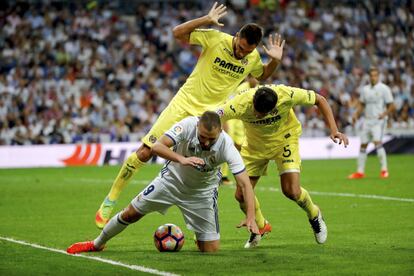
253, 87, 278, 113
239, 23, 263, 45
199, 111, 221, 131
369, 66, 379, 73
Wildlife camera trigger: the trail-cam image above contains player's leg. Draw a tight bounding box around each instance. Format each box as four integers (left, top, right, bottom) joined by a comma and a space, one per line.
69, 179, 171, 254
196, 240, 220, 252
236, 177, 272, 248
236, 152, 271, 248
67, 204, 145, 254
96, 100, 190, 228
349, 121, 370, 179
235, 177, 266, 229
276, 139, 327, 243
179, 188, 221, 252
373, 120, 388, 178
279, 172, 327, 244
95, 145, 150, 228
221, 120, 244, 185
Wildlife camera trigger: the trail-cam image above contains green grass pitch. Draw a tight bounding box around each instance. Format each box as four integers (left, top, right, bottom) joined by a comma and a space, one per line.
1, 155, 413, 275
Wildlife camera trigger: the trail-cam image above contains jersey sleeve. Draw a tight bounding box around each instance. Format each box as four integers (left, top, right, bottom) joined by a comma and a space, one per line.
189, 29, 221, 48
280, 85, 316, 106
164, 118, 193, 145
216, 94, 245, 122
223, 140, 245, 175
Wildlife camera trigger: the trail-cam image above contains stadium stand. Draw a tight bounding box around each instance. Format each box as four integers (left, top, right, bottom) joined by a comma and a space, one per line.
0, 0, 412, 145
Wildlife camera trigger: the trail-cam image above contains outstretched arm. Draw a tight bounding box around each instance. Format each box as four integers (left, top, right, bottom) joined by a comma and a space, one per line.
152, 135, 205, 167
234, 171, 259, 235
315, 94, 349, 147
172, 2, 227, 43
257, 33, 285, 81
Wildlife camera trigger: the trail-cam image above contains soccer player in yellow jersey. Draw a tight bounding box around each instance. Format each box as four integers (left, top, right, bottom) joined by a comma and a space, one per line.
221, 76, 258, 184
95, 2, 286, 229
217, 84, 349, 248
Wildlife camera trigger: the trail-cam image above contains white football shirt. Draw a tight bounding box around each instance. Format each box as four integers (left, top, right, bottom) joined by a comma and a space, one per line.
160, 116, 245, 196
360, 82, 393, 119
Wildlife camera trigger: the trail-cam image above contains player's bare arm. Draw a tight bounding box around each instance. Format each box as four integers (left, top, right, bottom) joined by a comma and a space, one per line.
234, 171, 260, 235
379, 102, 395, 119
352, 101, 364, 125
152, 135, 205, 167
172, 2, 227, 43
257, 33, 285, 81
315, 94, 349, 147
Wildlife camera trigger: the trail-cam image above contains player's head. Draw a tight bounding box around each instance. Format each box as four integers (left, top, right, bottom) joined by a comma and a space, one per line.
369, 66, 379, 85
253, 87, 278, 118
233, 23, 263, 59
198, 111, 222, 150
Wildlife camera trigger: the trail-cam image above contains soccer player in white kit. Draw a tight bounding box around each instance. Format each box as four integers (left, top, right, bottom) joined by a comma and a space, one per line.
67, 111, 259, 253
348, 67, 395, 179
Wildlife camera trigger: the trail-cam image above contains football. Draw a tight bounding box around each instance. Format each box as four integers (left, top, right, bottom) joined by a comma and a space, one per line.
153, 223, 185, 252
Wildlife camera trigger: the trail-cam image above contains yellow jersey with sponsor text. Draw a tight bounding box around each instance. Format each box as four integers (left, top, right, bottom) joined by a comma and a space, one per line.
174, 29, 264, 113
218, 84, 316, 152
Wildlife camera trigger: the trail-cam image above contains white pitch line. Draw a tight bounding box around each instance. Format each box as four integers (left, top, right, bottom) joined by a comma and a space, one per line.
0, 236, 180, 276
225, 185, 414, 203
308, 191, 414, 202
5, 176, 413, 203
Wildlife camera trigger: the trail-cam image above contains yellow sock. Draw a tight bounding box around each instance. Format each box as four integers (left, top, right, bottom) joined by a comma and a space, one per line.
107, 152, 145, 201
239, 196, 265, 229
296, 187, 319, 219
254, 196, 266, 229
221, 163, 229, 179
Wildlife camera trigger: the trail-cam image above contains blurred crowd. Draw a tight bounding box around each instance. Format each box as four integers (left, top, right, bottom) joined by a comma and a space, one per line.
0, 0, 413, 145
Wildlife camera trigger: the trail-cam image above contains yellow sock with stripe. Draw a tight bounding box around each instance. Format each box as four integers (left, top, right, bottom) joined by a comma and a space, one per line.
107, 152, 145, 201
296, 187, 319, 219
239, 196, 265, 229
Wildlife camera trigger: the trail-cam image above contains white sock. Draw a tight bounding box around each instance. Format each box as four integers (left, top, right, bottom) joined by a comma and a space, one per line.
376, 146, 387, 171
94, 213, 129, 248
357, 149, 367, 173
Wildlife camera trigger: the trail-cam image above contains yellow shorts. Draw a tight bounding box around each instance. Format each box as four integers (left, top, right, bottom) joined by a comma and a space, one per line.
241, 137, 301, 176
226, 119, 245, 146
142, 99, 196, 147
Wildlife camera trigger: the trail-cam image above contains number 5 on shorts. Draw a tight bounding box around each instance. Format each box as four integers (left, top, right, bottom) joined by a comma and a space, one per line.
282, 145, 291, 158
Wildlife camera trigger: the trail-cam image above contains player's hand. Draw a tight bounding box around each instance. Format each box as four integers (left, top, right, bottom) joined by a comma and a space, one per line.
207, 2, 227, 27
262, 33, 285, 61
378, 113, 386, 120
351, 116, 357, 126
180, 157, 205, 167
237, 219, 260, 235
330, 131, 349, 148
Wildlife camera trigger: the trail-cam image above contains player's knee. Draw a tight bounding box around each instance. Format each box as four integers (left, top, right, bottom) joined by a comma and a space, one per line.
136, 145, 153, 162
121, 204, 143, 223
197, 241, 220, 253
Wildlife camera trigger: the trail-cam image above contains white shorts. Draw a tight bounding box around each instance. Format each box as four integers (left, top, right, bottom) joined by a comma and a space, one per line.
131, 177, 220, 241
360, 118, 387, 144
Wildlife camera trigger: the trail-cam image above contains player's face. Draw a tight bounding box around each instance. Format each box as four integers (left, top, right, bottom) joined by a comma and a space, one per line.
197, 123, 220, 150
233, 34, 257, 59
369, 70, 379, 85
